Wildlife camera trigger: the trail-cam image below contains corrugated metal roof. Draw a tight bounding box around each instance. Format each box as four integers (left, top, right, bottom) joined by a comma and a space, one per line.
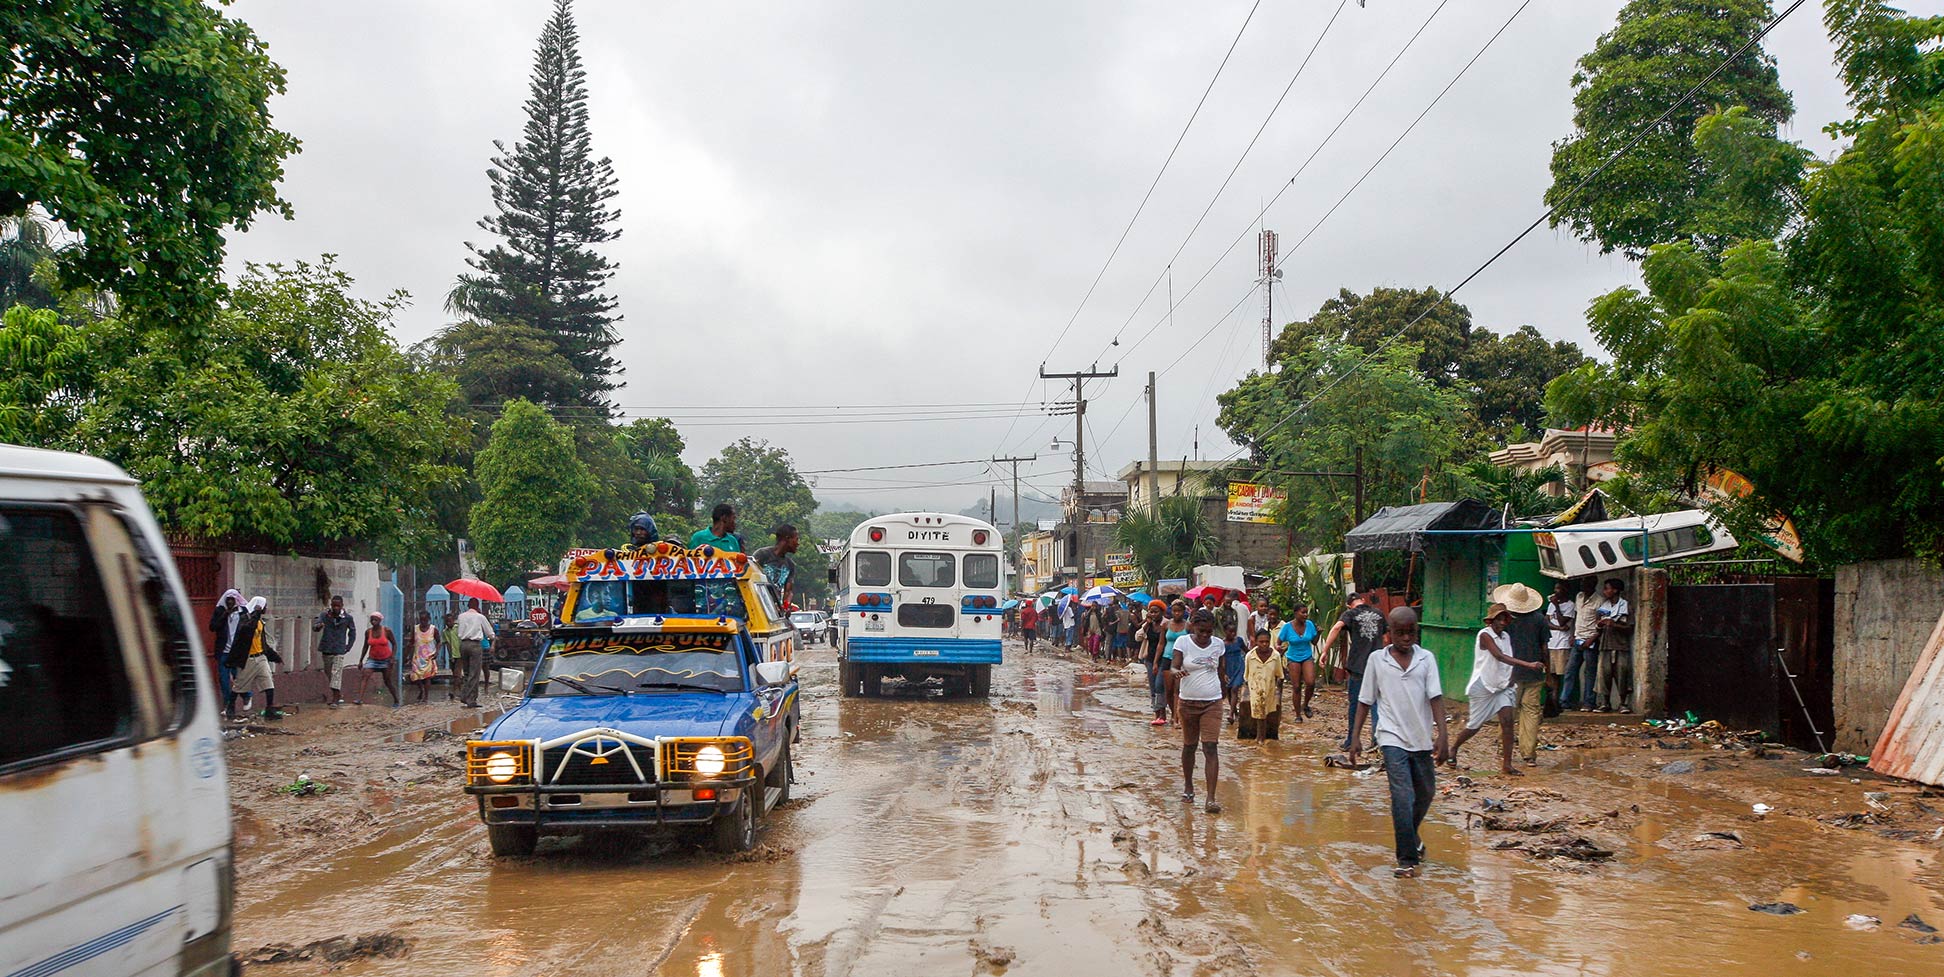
1869, 609, 1944, 787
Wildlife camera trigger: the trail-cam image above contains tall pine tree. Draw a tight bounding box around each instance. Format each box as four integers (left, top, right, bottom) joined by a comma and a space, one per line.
456, 0, 621, 408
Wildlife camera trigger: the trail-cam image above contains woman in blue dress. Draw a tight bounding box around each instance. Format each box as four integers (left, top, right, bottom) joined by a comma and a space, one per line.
1279, 604, 1320, 721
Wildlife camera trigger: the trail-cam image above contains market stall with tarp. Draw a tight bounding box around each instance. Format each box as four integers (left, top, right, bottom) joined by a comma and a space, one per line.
1343, 499, 1507, 553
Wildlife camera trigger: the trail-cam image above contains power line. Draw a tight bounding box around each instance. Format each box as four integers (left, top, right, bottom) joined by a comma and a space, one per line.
996, 0, 1266, 459
1040, 0, 1265, 364
1096, 0, 1355, 356
1218, 0, 1812, 464
1104, 0, 1456, 368
799, 458, 994, 475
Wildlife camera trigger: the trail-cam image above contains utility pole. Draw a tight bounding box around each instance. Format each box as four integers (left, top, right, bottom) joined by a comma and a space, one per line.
993, 453, 1037, 590
1145, 371, 1159, 511
1039, 365, 1117, 580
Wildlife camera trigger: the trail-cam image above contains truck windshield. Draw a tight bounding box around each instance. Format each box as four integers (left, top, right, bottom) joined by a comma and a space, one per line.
534, 631, 746, 694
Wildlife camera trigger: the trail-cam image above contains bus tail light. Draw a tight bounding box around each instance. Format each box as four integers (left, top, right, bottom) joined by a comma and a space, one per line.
869, 527, 885, 542
972, 530, 988, 545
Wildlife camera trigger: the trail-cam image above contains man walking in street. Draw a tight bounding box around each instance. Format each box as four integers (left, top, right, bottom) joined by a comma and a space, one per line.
689, 503, 744, 552
1020, 600, 1039, 652
1348, 607, 1448, 877
1173, 608, 1228, 813
1496, 583, 1550, 767
206, 588, 243, 719
1326, 591, 1388, 750
454, 597, 495, 709
312, 595, 358, 708
1593, 579, 1634, 712
1570, 578, 1602, 711
1059, 595, 1077, 649
752, 524, 801, 607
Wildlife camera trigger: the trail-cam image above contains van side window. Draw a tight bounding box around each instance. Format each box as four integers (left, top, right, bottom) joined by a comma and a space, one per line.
0, 506, 140, 772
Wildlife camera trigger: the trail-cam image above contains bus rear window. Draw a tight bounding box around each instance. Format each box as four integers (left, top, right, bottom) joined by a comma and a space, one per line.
963, 553, 999, 589
898, 552, 955, 588
855, 551, 891, 587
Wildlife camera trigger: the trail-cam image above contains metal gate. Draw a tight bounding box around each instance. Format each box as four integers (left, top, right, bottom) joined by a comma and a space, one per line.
1667, 584, 1780, 741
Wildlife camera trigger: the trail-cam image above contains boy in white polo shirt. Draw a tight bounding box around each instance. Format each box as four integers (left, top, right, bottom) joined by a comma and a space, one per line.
1349, 607, 1449, 877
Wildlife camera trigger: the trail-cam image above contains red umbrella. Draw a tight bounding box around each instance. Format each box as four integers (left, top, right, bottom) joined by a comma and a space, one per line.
1182, 584, 1227, 603
446, 578, 504, 603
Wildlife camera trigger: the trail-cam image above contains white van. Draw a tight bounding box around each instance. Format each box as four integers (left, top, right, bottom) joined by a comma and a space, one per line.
0, 445, 235, 977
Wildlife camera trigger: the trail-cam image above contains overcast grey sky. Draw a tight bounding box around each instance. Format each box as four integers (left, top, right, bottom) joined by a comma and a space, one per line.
223, 0, 1904, 516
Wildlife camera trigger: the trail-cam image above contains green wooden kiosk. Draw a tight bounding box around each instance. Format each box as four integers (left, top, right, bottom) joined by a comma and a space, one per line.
1344, 500, 1549, 702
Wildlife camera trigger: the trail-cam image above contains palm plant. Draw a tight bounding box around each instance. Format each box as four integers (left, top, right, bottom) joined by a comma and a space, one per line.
1115, 495, 1219, 585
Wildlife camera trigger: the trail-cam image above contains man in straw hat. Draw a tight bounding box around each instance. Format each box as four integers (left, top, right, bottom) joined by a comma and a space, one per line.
1494, 582, 1551, 766
1446, 601, 1546, 776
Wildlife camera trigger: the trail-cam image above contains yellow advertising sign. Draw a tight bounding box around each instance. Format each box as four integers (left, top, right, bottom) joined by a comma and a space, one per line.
1111, 565, 1142, 587
1226, 481, 1284, 524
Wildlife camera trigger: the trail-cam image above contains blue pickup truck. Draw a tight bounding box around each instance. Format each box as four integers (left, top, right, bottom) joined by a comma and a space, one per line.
464, 546, 801, 855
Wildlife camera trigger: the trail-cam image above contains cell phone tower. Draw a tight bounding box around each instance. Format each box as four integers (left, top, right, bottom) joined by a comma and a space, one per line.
1258, 229, 1281, 370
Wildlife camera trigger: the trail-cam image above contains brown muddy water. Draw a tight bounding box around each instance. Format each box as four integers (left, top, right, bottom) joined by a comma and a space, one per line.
232, 647, 1944, 976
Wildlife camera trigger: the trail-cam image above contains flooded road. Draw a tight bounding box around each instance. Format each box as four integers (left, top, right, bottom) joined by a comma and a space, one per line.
231, 645, 1944, 976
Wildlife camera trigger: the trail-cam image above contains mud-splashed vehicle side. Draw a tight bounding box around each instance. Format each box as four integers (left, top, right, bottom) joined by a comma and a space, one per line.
463, 545, 800, 856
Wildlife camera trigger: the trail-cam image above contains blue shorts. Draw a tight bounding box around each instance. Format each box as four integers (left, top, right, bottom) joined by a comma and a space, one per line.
1285, 647, 1314, 664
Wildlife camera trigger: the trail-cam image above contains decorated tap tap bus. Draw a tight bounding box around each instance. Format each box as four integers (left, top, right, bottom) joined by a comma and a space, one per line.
831, 512, 1004, 697
463, 543, 800, 856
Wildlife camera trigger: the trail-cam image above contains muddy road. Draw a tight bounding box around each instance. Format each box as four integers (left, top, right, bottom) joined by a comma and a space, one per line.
229, 644, 1944, 976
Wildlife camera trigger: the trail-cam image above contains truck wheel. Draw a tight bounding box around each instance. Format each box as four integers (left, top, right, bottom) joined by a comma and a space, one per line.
864, 665, 883, 698
838, 661, 860, 697
971, 665, 992, 698
486, 824, 537, 857
711, 789, 759, 853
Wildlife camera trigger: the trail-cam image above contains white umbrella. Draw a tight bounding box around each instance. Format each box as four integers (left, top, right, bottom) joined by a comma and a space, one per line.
1082, 585, 1123, 604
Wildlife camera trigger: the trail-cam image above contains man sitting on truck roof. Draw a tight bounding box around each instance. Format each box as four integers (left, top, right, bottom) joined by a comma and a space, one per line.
689, 503, 744, 553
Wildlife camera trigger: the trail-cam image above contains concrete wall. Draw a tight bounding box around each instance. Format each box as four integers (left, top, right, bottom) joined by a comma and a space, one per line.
1201, 498, 1289, 571
1833, 559, 1944, 753
1634, 567, 1669, 717
225, 552, 381, 701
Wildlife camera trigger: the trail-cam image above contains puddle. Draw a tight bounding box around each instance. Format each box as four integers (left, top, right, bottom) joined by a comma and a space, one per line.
389, 709, 504, 743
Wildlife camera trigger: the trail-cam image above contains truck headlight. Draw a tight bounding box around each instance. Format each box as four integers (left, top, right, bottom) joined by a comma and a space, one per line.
694, 745, 726, 775
485, 752, 519, 783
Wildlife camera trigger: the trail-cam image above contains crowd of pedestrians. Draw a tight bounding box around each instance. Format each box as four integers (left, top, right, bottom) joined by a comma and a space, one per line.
1016, 574, 1637, 879
205, 591, 505, 722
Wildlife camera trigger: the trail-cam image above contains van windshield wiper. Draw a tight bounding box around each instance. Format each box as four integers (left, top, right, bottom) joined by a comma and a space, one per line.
544, 675, 627, 695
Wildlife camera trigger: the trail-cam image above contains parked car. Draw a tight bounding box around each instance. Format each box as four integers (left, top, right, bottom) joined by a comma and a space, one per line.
790, 610, 828, 646
0, 445, 236, 977
465, 546, 800, 855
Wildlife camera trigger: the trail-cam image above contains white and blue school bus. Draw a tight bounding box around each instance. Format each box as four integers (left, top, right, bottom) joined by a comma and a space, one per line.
832, 512, 1004, 697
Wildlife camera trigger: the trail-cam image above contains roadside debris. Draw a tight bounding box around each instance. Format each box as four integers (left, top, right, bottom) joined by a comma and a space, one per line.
1674, 830, 1745, 851
1749, 902, 1805, 916
1846, 915, 1882, 930
277, 774, 328, 797
244, 933, 411, 965
1901, 914, 1938, 935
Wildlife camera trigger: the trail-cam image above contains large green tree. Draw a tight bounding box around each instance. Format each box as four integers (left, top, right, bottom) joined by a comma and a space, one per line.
1546, 0, 1804, 257
0, 0, 299, 334
418, 319, 584, 411
472, 398, 593, 582
697, 438, 826, 601
1548, 0, 1944, 565
618, 417, 697, 528
0, 258, 466, 559
1218, 340, 1469, 550
1267, 286, 1586, 447
453, 0, 621, 408
698, 438, 817, 542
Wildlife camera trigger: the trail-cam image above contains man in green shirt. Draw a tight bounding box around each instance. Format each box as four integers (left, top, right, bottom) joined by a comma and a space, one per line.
688, 502, 744, 552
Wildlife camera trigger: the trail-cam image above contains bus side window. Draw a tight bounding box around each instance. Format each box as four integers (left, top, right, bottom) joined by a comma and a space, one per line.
1577, 545, 1596, 570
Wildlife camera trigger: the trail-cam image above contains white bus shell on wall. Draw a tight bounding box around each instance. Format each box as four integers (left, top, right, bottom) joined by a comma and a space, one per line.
1535, 510, 1737, 579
